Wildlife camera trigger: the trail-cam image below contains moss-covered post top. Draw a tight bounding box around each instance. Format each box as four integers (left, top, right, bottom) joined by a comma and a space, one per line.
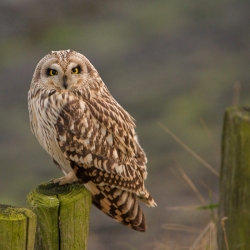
0, 204, 36, 250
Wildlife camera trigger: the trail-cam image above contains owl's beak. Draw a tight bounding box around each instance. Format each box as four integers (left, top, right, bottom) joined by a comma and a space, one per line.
63, 75, 68, 89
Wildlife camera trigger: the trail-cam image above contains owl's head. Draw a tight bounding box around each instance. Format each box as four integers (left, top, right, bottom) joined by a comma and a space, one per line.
32, 50, 99, 91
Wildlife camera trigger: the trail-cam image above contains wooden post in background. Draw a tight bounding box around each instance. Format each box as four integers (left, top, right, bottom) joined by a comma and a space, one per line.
27, 182, 92, 250
0, 204, 36, 250
218, 106, 250, 249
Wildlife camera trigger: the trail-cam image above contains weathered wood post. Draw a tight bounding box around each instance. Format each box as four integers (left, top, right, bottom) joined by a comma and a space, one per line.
218, 106, 250, 249
27, 181, 92, 250
0, 204, 36, 250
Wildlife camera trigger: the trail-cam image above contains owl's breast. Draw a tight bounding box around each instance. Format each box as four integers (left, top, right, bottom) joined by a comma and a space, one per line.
29, 91, 72, 174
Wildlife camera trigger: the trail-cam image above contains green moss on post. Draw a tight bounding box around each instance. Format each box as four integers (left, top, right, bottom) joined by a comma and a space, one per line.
27, 182, 91, 250
218, 106, 250, 249
0, 204, 36, 250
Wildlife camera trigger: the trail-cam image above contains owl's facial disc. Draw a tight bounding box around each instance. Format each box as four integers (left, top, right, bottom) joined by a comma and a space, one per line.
46, 62, 83, 90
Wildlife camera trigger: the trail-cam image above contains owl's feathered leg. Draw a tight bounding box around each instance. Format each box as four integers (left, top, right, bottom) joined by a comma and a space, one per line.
54, 170, 78, 185
85, 181, 147, 232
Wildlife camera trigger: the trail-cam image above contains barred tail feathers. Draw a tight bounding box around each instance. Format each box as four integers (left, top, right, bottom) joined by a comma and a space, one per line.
84, 181, 147, 232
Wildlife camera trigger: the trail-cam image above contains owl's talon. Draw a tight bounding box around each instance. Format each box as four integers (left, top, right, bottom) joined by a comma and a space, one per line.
53, 170, 78, 185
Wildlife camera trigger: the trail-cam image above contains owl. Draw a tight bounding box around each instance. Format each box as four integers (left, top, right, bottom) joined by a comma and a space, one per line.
28, 50, 156, 232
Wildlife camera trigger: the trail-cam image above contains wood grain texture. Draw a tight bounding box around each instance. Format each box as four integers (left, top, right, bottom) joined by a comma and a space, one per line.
27, 181, 91, 250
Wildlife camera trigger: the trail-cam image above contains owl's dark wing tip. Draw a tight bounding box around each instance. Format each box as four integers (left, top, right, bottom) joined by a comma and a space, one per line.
129, 212, 147, 232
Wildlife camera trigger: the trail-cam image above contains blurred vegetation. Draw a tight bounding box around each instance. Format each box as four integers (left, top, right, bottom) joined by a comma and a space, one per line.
1, 0, 250, 249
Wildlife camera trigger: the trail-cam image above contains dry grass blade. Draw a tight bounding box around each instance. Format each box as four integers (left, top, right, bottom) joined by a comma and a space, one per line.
189, 221, 218, 250
221, 217, 229, 250
199, 118, 220, 152
158, 122, 219, 177
177, 167, 206, 205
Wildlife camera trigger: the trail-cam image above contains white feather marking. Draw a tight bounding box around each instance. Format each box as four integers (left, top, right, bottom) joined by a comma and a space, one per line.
87, 129, 92, 138
84, 153, 92, 164
74, 155, 79, 162
70, 123, 74, 131
122, 194, 133, 213
117, 191, 128, 206
79, 100, 85, 111
112, 149, 118, 159
106, 134, 113, 145
59, 134, 66, 142
80, 156, 84, 164
84, 182, 100, 195
129, 201, 138, 220
98, 160, 102, 168
107, 149, 110, 157
101, 125, 106, 136
83, 118, 88, 128
83, 138, 89, 146
103, 160, 108, 169
94, 121, 99, 129
86, 153, 92, 163
116, 165, 124, 175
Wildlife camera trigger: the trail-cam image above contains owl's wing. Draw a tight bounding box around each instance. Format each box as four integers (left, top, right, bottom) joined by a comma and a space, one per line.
55, 95, 148, 197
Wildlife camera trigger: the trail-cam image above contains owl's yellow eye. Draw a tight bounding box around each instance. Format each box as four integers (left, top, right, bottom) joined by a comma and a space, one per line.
71, 67, 80, 74
47, 69, 58, 76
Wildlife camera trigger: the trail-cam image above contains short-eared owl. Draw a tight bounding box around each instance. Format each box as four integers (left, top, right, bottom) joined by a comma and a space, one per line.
28, 50, 156, 232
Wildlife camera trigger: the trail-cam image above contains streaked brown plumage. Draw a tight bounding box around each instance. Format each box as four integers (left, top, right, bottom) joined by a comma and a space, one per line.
28, 50, 156, 232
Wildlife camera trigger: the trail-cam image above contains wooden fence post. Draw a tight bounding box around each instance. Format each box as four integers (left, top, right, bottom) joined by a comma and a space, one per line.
0, 204, 36, 250
27, 181, 92, 250
218, 106, 250, 249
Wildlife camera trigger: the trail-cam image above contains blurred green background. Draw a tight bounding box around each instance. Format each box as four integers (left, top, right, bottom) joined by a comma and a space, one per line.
1, 0, 250, 249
